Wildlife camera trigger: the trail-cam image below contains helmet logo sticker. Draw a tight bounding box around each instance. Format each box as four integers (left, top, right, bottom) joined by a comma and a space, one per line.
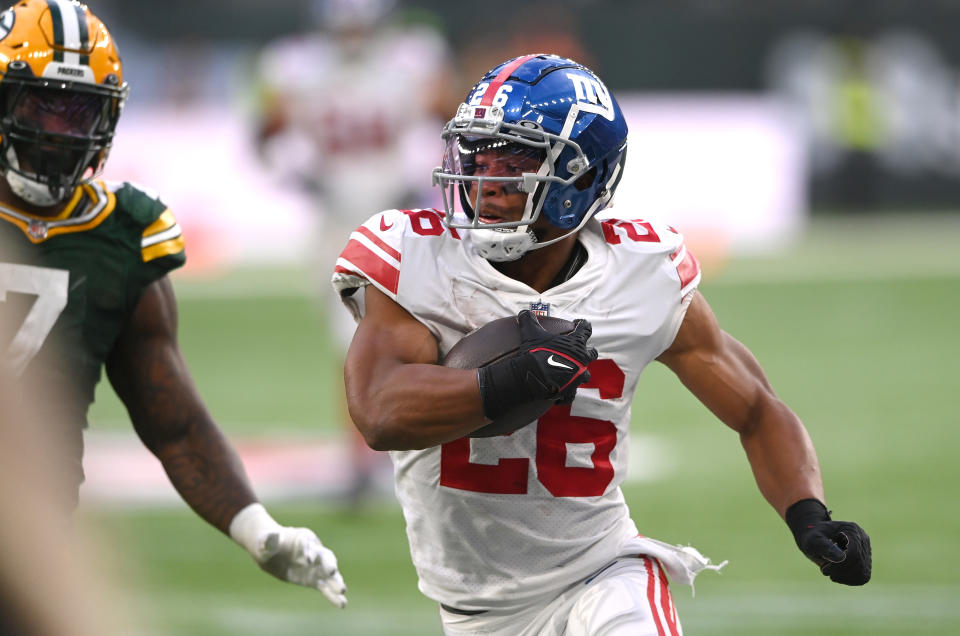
0, 9, 14, 41
566, 73, 615, 121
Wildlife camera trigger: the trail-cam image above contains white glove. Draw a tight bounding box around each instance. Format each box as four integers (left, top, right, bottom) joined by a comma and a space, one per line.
229, 503, 347, 608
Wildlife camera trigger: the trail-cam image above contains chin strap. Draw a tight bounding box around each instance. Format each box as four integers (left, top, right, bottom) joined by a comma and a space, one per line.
3, 148, 67, 206
464, 225, 538, 262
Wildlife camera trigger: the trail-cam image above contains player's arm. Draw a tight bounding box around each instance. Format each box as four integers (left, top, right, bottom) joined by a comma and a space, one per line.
106, 278, 255, 530
105, 276, 347, 606
657, 291, 870, 585
346, 286, 597, 450
657, 291, 822, 513
344, 285, 489, 450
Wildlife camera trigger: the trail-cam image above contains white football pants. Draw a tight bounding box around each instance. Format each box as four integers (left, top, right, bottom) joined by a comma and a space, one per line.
439, 555, 681, 636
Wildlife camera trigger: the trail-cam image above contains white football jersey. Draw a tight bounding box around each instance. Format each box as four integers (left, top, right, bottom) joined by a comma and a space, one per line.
332, 208, 701, 612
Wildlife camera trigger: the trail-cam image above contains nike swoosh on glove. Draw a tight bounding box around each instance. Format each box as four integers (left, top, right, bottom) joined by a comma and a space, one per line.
786, 498, 872, 586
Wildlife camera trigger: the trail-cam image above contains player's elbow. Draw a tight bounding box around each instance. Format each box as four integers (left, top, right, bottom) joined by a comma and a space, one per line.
737, 391, 793, 439
356, 421, 394, 451
348, 404, 405, 451
353, 410, 440, 451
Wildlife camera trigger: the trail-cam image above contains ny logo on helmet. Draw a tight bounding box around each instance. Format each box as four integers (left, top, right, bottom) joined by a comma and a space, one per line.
566, 73, 615, 121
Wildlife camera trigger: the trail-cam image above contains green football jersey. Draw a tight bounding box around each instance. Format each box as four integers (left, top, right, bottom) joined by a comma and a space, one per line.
0, 180, 185, 491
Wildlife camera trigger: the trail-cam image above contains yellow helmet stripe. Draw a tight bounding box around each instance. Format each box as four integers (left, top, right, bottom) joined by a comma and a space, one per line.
46, 0, 87, 64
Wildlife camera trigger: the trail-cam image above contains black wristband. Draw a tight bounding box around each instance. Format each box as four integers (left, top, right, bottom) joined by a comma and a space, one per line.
478, 357, 539, 421
785, 498, 831, 546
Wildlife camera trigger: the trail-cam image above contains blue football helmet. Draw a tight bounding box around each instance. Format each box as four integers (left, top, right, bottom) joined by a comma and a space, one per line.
433, 53, 628, 261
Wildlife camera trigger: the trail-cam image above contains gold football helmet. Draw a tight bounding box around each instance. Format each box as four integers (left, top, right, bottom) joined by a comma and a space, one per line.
0, 0, 128, 205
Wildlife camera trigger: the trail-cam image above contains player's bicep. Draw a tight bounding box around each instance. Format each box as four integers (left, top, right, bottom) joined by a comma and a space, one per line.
106, 277, 206, 448
657, 291, 775, 433
344, 285, 439, 403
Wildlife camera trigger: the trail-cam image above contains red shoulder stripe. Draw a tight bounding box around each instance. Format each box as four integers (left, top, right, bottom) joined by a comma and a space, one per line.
671, 246, 701, 291
357, 225, 401, 262
339, 239, 400, 295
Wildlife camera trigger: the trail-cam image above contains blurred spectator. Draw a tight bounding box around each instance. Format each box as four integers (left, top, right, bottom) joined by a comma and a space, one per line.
253, 0, 454, 503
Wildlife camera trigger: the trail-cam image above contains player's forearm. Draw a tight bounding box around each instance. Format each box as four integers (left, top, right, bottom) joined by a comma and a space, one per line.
150, 419, 258, 533
347, 364, 487, 450
739, 398, 825, 517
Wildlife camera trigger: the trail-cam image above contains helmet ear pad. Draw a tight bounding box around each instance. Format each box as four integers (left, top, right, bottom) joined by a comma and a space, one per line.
541, 145, 628, 230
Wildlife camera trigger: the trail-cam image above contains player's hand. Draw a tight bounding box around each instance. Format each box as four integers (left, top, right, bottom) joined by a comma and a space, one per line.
229, 504, 347, 608
515, 310, 597, 398
256, 526, 348, 607
785, 499, 871, 586
478, 311, 597, 420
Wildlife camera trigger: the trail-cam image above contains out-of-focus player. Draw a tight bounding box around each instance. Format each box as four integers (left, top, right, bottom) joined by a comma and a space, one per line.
254, 0, 454, 502
333, 54, 872, 634
0, 0, 345, 607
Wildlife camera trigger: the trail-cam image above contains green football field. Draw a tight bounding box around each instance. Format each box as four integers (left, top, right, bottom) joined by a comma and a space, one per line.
82, 214, 960, 635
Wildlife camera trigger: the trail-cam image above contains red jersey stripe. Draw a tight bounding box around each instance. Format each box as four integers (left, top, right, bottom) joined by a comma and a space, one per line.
334, 264, 361, 277
340, 239, 400, 295
672, 246, 701, 290
357, 225, 401, 263
480, 54, 538, 106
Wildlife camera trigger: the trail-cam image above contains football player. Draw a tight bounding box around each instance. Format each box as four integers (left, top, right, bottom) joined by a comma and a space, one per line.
0, 0, 346, 608
334, 54, 871, 634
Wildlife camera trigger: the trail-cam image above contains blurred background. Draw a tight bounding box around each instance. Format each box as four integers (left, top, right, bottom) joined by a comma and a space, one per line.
71, 0, 959, 634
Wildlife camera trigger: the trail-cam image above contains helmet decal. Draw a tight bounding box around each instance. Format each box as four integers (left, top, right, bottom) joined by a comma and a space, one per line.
467, 54, 538, 107
565, 72, 615, 121
46, 0, 91, 65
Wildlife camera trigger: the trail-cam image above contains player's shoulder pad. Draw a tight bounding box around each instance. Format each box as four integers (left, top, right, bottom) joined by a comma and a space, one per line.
106, 180, 184, 264
334, 208, 449, 299
595, 214, 700, 297
595, 215, 685, 255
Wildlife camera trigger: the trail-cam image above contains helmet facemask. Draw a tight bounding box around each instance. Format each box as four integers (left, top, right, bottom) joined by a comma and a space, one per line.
433, 103, 592, 261
0, 67, 127, 206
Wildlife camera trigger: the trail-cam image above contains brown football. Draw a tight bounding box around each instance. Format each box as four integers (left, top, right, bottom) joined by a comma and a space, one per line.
441, 315, 575, 437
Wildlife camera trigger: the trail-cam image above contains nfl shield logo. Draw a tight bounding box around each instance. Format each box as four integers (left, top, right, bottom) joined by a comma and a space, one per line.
529, 301, 550, 317
27, 220, 48, 240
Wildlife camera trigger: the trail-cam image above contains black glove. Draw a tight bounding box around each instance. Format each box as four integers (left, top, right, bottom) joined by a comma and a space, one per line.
785, 498, 872, 586
478, 310, 598, 421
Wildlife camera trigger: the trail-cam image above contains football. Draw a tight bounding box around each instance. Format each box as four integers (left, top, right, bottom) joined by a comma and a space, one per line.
441, 315, 575, 437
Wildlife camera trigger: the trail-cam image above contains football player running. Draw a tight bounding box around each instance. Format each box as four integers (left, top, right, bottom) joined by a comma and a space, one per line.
334, 54, 871, 634
0, 0, 346, 608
